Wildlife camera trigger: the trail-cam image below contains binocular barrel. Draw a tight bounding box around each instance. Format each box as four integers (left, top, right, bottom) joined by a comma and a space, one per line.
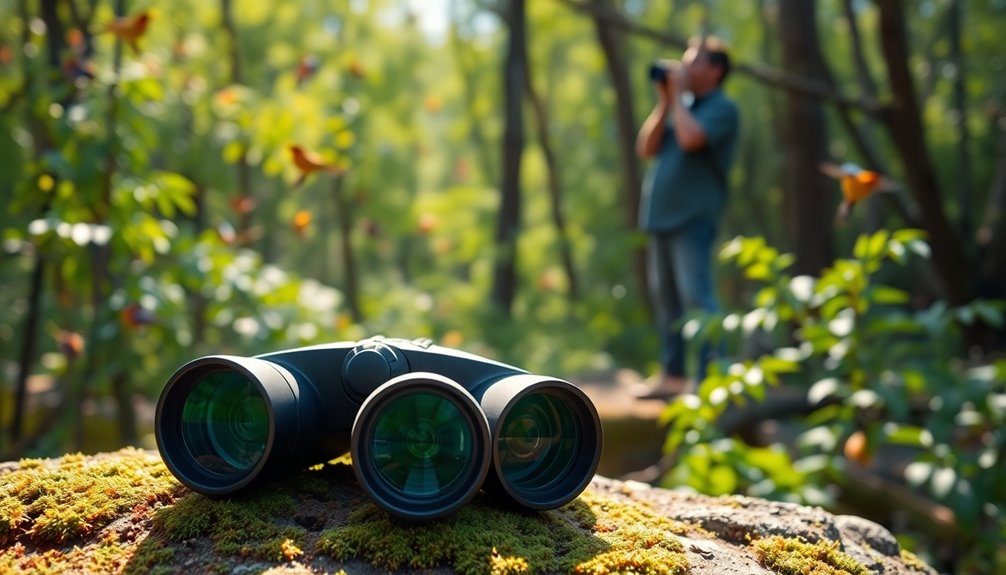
154, 337, 602, 520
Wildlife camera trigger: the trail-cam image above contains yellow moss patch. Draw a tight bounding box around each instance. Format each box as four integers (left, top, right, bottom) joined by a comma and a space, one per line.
900, 549, 930, 572
317, 490, 689, 575
752, 535, 868, 575
0, 448, 180, 546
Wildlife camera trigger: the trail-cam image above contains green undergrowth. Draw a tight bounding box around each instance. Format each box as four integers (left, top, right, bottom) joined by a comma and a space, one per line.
318, 489, 690, 575
752, 535, 869, 575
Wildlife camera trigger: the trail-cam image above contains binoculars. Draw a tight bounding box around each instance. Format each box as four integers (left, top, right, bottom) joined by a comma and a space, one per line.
155, 336, 602, 520
649, 62, 670, 83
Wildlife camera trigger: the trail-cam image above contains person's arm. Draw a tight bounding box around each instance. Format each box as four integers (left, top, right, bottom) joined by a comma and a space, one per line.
665, 65, 708, 152
636, 103, 669, 158
670, 98, 708, 152
636, 63, 675, 158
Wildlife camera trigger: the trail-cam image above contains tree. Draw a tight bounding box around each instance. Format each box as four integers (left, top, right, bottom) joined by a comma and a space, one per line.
778, 0, 833, 275
491, 0, 526, 315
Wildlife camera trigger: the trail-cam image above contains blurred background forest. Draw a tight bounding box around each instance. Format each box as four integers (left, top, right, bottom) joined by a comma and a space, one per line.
1, 0, 1005, 572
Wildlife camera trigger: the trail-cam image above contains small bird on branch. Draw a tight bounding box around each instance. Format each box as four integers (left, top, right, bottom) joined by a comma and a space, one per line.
288, 144, 342, 188
819, 162, 899, 225
101, 11, 152, 55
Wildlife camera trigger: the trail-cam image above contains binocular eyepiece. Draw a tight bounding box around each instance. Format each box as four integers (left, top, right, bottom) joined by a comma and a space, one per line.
155, 337, 602, 520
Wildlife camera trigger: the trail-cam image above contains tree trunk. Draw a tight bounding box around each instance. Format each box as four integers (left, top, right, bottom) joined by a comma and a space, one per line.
778, 0, 833, 275
978, 107, 1006, 300
875, 0, 972, 306
948, 0, 973, 238
588, 0, 650, 311
333, 176, 362, 322
9, 0, 57, 446
524, 52, 579, 301
491, 0, 526, 315
221, 0, 253, 243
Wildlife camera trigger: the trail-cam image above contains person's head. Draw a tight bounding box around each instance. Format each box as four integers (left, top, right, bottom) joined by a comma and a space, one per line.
682, 36, 731, 95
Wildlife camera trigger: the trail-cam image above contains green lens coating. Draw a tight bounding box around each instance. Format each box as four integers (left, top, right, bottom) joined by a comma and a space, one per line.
181, 370, 269, 476
369, 392, 472, 497
499, 393, 579, 490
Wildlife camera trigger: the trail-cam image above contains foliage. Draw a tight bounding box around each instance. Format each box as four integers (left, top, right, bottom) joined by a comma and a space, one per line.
660, 230, 1006, 573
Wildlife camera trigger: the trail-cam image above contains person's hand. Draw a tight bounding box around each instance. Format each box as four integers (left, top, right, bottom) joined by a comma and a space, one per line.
664, 60, 687, 101
654, 59, 675, 104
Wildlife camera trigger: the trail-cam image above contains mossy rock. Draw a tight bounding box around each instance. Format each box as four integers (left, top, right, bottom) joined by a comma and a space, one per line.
0, 449, 937, 575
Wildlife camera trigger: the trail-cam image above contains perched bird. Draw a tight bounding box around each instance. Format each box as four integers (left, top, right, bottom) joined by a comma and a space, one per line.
121, 303, 156, 329
101, 11, 151, 55
62, 55, 95, 84
288, 144, 340, 188
819, 162, 899, 224
292, 210, 312, 236
55, 330, 85, 361
296, 55, 320, 88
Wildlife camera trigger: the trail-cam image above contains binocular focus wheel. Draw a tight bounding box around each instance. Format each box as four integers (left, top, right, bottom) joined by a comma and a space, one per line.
352, 373, 491, 520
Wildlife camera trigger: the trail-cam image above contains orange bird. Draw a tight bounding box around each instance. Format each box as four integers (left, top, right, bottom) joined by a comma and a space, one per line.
819, 162, 899, 224
292, 210, 312, 236
102, 11, 151, 55
288, 144, 340, 188
121, 303, 156, 329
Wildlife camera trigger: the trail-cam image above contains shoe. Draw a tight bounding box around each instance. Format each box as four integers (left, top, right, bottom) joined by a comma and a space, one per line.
631, 375, 694, 400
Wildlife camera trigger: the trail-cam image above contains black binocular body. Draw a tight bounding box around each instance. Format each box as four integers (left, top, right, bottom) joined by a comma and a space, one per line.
155, 337, 602, 520
649, 62, 670, 83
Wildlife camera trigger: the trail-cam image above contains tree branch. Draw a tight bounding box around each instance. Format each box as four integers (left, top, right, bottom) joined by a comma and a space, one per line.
559, 0, 888, 114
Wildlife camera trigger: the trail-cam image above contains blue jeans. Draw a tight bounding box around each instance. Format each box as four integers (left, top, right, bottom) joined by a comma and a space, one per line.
647, 218, 719, 381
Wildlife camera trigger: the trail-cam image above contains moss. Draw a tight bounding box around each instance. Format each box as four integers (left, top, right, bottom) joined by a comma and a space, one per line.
121, 537, 175, 575
0, 448, 180, 546
318, 490, 689, 575
155, 490, 306, 561
900, 548, 930, 572
752, 535, 868, 575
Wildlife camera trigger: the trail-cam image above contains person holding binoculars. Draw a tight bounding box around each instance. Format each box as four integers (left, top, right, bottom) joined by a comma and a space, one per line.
634, 36, 739, 400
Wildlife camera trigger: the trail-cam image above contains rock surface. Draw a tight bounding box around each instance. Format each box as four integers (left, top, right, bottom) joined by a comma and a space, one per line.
0, 449, 937, 575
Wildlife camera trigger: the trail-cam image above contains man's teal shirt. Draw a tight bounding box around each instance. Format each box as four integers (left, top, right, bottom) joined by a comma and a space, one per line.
639, 89, 739, 233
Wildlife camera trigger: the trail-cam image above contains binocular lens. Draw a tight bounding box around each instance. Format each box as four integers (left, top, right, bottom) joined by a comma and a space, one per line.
481, 376, 601, 510
353, 373, 491, 520
157, 355, 305, 495
180, 371, 269, 475
498, 393, 578, 490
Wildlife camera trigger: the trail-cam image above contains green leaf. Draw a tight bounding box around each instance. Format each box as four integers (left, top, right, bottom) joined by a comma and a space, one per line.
760, 355, 801, 375
892, 228, 927, 243
223, 141, 245, 164
707, 465, 738, 495
883, 424, 933, 447
869, 285, 910, 305
745, 262, 772, 281
853, 234, 869, 260
907, 239, 931, 259
973, 300, 1005, 328
867, 230, 890, 259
